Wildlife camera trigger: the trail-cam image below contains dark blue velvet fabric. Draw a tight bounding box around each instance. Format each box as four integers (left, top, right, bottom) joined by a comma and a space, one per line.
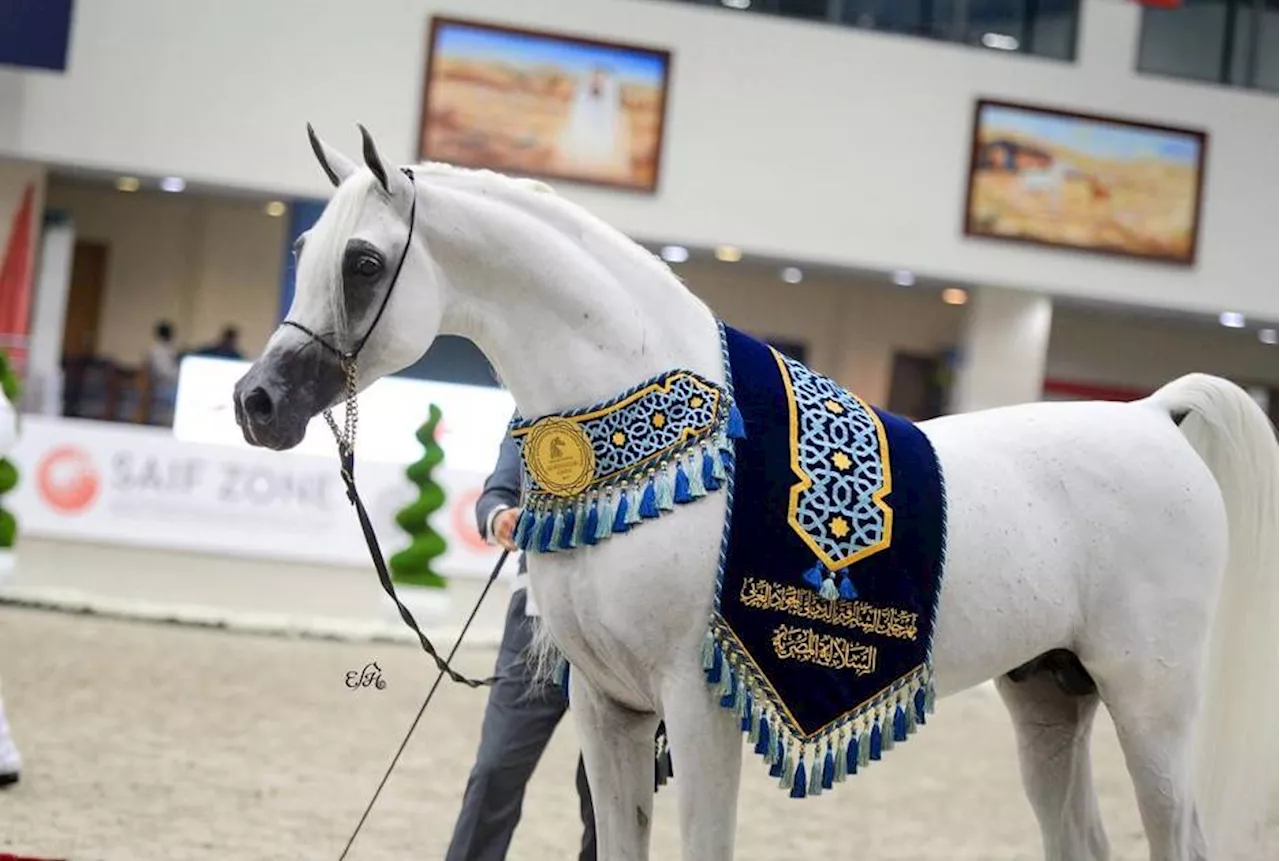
719, 325, 946, 739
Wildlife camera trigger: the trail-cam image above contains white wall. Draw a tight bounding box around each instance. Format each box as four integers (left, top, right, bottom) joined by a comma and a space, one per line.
44, 181, 284, 364
1, 0, 1274, 322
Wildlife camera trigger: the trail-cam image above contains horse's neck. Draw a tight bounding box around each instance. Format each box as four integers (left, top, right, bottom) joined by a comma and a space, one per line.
426, 181, 723, 418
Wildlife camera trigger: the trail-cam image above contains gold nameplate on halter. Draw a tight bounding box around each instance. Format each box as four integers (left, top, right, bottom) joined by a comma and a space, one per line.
524, 417, 596, 497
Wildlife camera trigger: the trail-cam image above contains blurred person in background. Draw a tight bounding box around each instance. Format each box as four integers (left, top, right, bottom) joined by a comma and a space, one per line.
0, 380, 22, 786
146, 320, 180, 387
444, 419, 596, 861
190, 325, 243, 360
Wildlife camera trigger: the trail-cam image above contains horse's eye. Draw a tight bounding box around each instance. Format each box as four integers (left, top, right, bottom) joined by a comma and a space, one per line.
356, 255, 382, 277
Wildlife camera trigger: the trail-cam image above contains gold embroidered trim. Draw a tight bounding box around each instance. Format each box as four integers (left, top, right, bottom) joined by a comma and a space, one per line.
739, 577, 919, 642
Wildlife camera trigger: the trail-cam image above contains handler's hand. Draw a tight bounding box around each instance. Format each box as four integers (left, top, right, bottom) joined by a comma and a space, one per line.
494, 508, 521, 551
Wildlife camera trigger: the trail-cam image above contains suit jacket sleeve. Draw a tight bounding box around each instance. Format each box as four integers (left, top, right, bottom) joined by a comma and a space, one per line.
475, 427, 523, 539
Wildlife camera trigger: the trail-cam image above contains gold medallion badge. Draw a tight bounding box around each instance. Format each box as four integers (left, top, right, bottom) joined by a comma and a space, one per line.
524, 417, 596, 497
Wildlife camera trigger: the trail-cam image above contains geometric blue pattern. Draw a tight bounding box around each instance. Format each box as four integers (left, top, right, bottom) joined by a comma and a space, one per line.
511, 369, 726, 502
777, 352, 892, 571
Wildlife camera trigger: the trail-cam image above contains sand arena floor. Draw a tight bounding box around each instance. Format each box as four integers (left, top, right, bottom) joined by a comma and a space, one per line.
0, 603, 1164, 860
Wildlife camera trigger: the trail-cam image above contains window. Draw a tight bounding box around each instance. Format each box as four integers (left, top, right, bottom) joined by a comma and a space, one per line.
1137, 0, 1278, 93
659, 0, 1081, 61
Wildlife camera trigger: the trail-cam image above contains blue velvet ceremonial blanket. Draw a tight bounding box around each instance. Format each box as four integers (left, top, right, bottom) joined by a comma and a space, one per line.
523, 323, 947, 796
707, 325, 946, 796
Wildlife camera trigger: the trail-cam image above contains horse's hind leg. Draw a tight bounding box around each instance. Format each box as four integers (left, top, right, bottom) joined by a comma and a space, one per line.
1099, 664, 1208, 861
997, 667, 1110, 861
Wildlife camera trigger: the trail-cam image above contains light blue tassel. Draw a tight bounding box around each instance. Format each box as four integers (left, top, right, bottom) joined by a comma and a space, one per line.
596, 496, 613, 540
756, 716, 772, 758
835, 732, 849, 782
547, 509, 565, 551
656, 466, 675, 511
746, 699, 759, 740
818, 577, 838, 601
882, 709, 896, 751
711, 439, 728, 482
926, 680, 936, 715
624, 486, 643, 525
727, 403, 746, 439
768, 732, 783, 777
569, 500, 586, 548
780, 743, 795, 790
687, 453, 707, 498
700, 632, 716, 671
905, 696, 918, 736
529, 510, 546, 552
858, 728, 871, 767
808, 747, 824, 796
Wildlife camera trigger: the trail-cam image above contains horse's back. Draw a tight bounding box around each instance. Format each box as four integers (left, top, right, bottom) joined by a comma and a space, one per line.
918, 396, 1227, 695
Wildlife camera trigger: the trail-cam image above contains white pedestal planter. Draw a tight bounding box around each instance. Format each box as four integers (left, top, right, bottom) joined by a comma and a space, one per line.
383, 583, 452, 628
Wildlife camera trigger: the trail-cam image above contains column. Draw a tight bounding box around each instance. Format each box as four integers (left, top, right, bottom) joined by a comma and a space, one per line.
949, 285, 1053, 414
26, 212, 75, 415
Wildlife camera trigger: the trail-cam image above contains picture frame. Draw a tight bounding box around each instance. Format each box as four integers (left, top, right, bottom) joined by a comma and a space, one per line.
418, 16, 673, 194
963, 98, 1208, 266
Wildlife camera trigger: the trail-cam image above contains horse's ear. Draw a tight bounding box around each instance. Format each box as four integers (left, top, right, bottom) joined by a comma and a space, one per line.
307, 123, 356, 188
357, 124, 392, 194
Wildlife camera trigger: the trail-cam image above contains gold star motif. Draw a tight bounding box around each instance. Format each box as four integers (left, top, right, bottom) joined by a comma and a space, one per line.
829, 516, 851, 539
824, 399, 845, 414
611, 431, 627, 447
689, 395, 704, 409
651, 412, 667, 428
832, 451, 853, 471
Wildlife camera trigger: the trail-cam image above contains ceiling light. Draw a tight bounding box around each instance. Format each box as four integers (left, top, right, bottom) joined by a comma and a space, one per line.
714, 245, 743, 263
941, 287, 968, 306
159, 176, 186, 193
264, 201, 287, 217
660, 245, 689, 263
892, 270, 915, 287
1219, 311, 1246, 328
722, 0, 751, 8
115, 176, 140, 193
780, 267, 803, 284
1260, 328, 1278, 345
982, 32, 1019, 51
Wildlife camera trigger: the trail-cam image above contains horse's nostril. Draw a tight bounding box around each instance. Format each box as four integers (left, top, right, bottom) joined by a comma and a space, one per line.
243, 386, 275, 424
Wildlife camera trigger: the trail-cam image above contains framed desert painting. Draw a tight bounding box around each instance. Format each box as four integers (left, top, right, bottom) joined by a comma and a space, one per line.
963, 99, 1207, 265
418, 16, 672, 193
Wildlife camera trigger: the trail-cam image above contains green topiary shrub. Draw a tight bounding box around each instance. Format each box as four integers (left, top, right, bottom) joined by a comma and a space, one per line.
388, 403, 448, 589
0, 349, 19, 550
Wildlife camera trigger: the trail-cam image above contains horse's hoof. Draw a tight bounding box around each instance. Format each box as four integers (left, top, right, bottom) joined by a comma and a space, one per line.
0, 770, 19, 787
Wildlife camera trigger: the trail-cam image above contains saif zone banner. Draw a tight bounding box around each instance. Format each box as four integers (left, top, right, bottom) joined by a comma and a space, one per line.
6, 416, 505, 578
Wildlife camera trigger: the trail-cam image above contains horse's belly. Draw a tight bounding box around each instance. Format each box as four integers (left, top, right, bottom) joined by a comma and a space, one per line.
919, 398, 1224, 696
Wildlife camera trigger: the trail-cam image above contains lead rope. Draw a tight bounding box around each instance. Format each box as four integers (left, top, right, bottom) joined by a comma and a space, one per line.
324, 357, 507, 858
325, 358, 497, 689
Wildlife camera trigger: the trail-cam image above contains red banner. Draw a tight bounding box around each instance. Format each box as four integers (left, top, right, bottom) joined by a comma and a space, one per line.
0, 182, 35, 379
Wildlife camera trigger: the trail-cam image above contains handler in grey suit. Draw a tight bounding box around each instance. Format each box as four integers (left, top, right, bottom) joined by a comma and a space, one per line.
444, 424, 596, 861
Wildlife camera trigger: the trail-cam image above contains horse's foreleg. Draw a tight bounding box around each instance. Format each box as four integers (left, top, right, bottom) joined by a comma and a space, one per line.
661, 668, 743, 861
570, 673, 659, 861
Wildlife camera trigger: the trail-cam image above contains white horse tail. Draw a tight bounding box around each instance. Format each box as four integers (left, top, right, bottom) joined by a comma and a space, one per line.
1145, 373, 1279, 860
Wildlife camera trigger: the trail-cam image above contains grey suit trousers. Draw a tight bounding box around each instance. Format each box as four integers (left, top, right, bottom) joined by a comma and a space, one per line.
444, 588, 596, 861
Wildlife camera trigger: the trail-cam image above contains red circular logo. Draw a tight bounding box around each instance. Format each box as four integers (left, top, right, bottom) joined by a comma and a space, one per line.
37, 445, 100, 514
450, 487, 488, 552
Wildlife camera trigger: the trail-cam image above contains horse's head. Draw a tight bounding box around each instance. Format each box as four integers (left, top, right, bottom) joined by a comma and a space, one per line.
234, 125, 441, 450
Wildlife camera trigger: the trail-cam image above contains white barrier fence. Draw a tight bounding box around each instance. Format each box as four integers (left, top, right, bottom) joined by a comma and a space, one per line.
6, 414, 506, 578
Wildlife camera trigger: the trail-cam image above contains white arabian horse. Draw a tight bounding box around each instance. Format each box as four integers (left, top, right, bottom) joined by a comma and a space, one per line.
232, 127, 1278, 861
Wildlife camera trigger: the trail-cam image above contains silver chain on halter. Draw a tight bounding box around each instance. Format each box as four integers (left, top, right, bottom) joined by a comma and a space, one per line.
323, 359, 361, 461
